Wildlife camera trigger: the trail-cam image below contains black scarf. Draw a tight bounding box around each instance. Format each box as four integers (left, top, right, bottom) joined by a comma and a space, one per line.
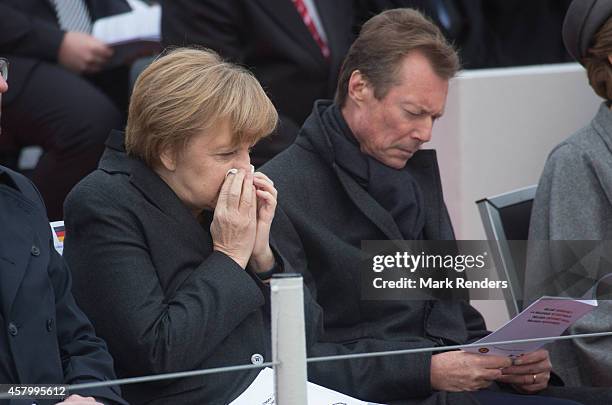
322, 104, 425, 240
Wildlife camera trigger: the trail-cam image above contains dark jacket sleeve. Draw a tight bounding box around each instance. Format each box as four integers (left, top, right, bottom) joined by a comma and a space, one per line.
271, 208, 437, 402
462, 302, 489, 343
0, 4, 64, 62
12, 172, 127, 404
63, 182, 266, 376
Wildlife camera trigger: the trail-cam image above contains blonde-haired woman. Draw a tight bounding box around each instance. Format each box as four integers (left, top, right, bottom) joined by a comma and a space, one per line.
63, 48, 281, 404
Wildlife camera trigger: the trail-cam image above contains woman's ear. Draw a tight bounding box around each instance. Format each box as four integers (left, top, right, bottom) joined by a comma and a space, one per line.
159, 146, 177, 172
608, 54, 612, 66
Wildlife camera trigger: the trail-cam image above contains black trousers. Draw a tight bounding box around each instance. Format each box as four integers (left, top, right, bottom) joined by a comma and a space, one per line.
472, 384, 612, 405
0, 61, 125, 220
473, 390, 582, 405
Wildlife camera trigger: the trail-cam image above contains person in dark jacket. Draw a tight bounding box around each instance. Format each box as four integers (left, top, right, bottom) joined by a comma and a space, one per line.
262, 8, 611, 405
161, 0, 357, 167
63, 48, 490, 405
0, 0, 131, 220
0, 61, 126, 405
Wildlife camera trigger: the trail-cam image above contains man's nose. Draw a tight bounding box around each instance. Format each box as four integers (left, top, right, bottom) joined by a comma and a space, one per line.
411, 126, 431, 143
412, 117, 434, 143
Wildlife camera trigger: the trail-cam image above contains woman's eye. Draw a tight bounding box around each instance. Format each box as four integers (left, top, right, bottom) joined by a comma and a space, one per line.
219, 150, 237, 157
405, 110, 421, 117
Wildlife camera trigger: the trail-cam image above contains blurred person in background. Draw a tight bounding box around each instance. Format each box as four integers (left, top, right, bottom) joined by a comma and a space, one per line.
161, 0, 356, 167
358, 0, 573, 68
0, 0, 132, 220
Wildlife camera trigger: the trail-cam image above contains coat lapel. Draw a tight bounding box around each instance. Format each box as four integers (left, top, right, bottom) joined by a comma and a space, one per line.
594, 102, 612, 155
314, 0, 350, 93
128, 159, 211, 243
333, 163, 403, 240
407, 150, 450, 240
256, 0, 327, 64
0, 185, 35, 317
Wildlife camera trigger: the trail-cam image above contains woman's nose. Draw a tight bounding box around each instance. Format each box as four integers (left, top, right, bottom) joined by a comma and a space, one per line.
234, 155, 252, 173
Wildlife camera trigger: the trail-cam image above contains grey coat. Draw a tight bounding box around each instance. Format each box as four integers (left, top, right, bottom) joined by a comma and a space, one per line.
527, 102, 612, 387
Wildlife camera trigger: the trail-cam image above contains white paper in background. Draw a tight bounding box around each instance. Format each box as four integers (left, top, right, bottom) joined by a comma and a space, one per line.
92, 0, 160, 45
229, 368, 385, 405
49, 220, 65, 255
464, 297, 597, 357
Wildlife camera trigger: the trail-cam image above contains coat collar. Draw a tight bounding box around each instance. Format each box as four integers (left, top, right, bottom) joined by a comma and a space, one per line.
592, 102, 612, 154
333, 163, 403, 240
100, 131, 210, 242
297, 101, 450, 240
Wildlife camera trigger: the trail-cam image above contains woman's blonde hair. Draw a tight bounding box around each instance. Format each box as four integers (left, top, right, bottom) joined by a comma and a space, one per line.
125, 48, 278, 166
584, 17, 612, 100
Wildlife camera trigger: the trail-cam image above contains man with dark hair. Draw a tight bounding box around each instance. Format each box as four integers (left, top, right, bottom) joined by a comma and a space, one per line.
0, 61, 127, 405
263, 8, 610, 405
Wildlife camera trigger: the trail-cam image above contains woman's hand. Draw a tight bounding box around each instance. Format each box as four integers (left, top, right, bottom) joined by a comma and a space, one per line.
211, 169, 257, 268
248, 172, 278, 273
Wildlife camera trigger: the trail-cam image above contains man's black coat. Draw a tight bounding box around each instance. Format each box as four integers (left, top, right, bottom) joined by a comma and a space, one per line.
0, 165, 126, 405
262, 101, 491, 404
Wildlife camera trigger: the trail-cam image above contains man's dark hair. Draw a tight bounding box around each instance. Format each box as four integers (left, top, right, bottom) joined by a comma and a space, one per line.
335, 8, 460, 106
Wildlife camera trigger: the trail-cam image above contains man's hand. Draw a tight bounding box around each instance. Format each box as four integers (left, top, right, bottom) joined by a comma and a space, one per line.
55, 394, 102, 404
58, 32, 113, 74
497, 349, 552, 394
431, 351, 512, 392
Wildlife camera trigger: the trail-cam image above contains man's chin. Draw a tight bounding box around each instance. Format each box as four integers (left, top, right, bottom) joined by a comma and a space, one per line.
365, 150, 411, 170
380, 157, 409, 170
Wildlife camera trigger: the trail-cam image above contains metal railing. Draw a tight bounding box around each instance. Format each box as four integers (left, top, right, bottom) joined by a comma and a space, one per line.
2, 274, 612, 405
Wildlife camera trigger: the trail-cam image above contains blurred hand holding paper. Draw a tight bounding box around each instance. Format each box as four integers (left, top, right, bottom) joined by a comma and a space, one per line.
92, 0, 161, 67
229, 368, 385, 405
464, 297, 597, 357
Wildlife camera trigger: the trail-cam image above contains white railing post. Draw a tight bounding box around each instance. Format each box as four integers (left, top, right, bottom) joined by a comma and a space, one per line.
271, 274, 308, 405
